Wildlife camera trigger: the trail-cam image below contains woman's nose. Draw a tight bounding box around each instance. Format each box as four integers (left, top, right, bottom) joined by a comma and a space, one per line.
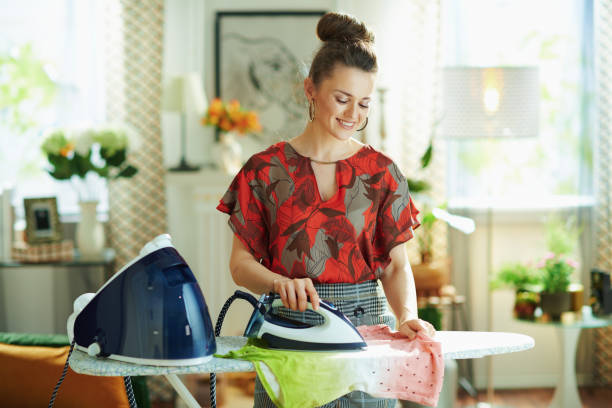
346, 102, 359, 119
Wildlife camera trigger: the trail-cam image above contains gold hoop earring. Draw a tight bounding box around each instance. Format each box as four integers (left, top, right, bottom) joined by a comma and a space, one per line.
357, 117, 368, 131
308, 99, 315, 121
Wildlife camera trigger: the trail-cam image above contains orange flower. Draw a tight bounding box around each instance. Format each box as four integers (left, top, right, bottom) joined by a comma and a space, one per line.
207, 98, 224, 117
219, 117, 233, 132
228, 109, 241, 124
227, 99, 240, 112
201, 98, 262, 135
59, 142, 74, 157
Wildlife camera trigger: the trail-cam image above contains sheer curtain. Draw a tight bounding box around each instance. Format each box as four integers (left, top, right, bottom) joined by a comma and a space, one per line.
397, 1, 446, 264
0, 0, 107, 217
352, 0, 445, 263
595, 0, 612, 387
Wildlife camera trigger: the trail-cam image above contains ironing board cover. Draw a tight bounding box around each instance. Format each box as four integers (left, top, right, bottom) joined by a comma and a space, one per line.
216, 141, 420, 283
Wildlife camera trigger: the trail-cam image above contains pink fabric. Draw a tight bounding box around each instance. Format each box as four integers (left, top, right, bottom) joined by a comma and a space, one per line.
357, 324, 445, 406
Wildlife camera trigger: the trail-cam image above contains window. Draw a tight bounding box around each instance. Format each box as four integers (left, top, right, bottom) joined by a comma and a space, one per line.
0, 0, 107, 218
442, 0, 594, 206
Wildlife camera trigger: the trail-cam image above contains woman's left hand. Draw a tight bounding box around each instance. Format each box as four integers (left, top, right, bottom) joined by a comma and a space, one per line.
398, 319, 436, 340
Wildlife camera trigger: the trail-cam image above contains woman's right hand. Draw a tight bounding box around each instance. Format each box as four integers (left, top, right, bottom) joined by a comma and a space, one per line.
273, 277, 320, 312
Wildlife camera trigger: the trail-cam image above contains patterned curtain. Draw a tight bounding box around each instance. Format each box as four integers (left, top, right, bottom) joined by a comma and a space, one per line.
595, 0, 612, 386
104, 1, 172, 403
396, 0, 446, 263
105, 0, 167, 269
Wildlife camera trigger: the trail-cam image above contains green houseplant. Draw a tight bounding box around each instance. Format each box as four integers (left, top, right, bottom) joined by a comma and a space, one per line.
538, 253, 576, 319
491, 262, 540, 292
491, 262, 541, 319
538, 216, 580, 319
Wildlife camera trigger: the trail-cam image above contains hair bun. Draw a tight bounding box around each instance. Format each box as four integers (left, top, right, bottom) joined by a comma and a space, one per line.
316, 12, 374, 44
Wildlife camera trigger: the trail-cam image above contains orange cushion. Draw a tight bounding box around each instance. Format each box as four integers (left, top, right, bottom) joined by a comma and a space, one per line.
0, 343, 129, 408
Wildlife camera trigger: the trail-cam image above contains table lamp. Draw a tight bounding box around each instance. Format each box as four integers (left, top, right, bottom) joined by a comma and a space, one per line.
163, 73, 207, 172
438, 66, 539, 406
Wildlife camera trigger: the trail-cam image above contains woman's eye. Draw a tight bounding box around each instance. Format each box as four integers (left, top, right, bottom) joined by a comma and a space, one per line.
336, 98, 348, 104
359, 104, 369, 109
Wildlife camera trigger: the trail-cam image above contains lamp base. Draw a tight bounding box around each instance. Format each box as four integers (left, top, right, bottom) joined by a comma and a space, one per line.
169, 157, 200, 172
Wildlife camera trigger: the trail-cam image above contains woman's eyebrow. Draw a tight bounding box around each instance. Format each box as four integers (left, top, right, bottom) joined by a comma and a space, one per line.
334, 89, 371, 100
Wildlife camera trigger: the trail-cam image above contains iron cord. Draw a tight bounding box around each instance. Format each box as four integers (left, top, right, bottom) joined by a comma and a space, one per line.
48, 338, 138, 408
124, 375, 138, 408
210, 290, 259, 408
48, 339, 76, 408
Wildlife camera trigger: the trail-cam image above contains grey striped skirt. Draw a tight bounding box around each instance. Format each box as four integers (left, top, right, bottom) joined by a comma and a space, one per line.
253, 280, 398, 408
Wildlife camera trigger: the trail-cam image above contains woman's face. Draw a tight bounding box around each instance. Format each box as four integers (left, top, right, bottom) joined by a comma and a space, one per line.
306, 64, 376, 141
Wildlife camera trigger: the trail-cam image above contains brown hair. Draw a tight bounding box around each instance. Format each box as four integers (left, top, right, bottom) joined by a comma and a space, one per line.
309, 12, 377, 86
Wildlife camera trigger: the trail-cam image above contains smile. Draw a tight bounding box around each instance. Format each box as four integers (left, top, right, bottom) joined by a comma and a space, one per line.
337, 119, 355, 129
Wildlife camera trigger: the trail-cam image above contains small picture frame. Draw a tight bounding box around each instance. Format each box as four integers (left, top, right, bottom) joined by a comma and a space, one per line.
24, 197, 62, 244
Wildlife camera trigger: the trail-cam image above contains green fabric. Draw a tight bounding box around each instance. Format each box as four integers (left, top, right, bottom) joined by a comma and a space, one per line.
0, 332, 150, 408
0, 332, 70, 348
218, 339, 358, 408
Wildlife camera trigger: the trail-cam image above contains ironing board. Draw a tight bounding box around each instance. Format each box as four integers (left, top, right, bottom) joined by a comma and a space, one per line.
69, 331, 534, 408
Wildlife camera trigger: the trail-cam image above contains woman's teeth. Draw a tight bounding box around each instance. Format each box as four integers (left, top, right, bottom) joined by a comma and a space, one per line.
338, 119, 354, 129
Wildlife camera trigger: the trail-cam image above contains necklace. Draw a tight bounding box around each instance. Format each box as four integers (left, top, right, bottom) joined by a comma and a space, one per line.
308, 157, 338, 165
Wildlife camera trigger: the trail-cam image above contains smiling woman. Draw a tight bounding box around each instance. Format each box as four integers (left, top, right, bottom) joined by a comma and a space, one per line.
215, 11, 436, 408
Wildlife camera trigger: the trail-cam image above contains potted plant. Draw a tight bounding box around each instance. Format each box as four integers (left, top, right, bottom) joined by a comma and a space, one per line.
537, 216, 581, 320
538, 253, 575, 319
491, 262, 541, 319
41, 124, 138, 257
491, 262, 540, 293
514, 291, 540, 320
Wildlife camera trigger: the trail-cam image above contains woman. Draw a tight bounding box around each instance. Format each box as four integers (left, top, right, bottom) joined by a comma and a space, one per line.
217, 11, 435, 408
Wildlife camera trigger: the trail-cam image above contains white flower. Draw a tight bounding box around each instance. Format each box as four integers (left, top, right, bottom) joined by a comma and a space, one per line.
71, 127, 95, 156
93, 125, 125, 154
94, 122, 141, 154
41, 128, 68, 155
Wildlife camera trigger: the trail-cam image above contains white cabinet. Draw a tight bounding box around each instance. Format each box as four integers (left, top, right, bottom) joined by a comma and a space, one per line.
165, 169, 255, 336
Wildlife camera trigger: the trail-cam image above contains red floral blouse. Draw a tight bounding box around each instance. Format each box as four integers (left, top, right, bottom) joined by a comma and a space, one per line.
216, 141, 420, 284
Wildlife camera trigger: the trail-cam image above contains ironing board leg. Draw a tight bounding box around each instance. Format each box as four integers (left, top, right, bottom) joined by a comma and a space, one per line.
164, 373, 202, 408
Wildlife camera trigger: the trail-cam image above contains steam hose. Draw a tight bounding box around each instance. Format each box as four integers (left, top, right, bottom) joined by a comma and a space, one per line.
48, 339, 138, 408
210, 290, 259, 408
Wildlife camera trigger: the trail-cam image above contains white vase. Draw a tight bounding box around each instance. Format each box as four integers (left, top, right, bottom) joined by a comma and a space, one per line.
76, 201, 105, 258
215, 132, 243, 175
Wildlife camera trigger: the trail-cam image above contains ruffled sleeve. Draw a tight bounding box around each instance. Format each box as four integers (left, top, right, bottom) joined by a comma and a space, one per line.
373, 161, 420, 267
216, 159, 270, 265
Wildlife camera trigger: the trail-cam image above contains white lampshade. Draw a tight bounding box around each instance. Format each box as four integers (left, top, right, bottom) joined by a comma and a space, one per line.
162, 73, 207, 115
439, 66, 539, 139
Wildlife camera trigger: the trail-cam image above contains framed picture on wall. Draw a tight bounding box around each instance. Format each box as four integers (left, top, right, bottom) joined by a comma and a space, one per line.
24, 197, 62, 244
215, 10, 326, 145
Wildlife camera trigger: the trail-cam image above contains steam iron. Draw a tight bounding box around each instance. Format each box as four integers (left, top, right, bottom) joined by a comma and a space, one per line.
67, 234, 216, 366
243, 292, 366, 351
